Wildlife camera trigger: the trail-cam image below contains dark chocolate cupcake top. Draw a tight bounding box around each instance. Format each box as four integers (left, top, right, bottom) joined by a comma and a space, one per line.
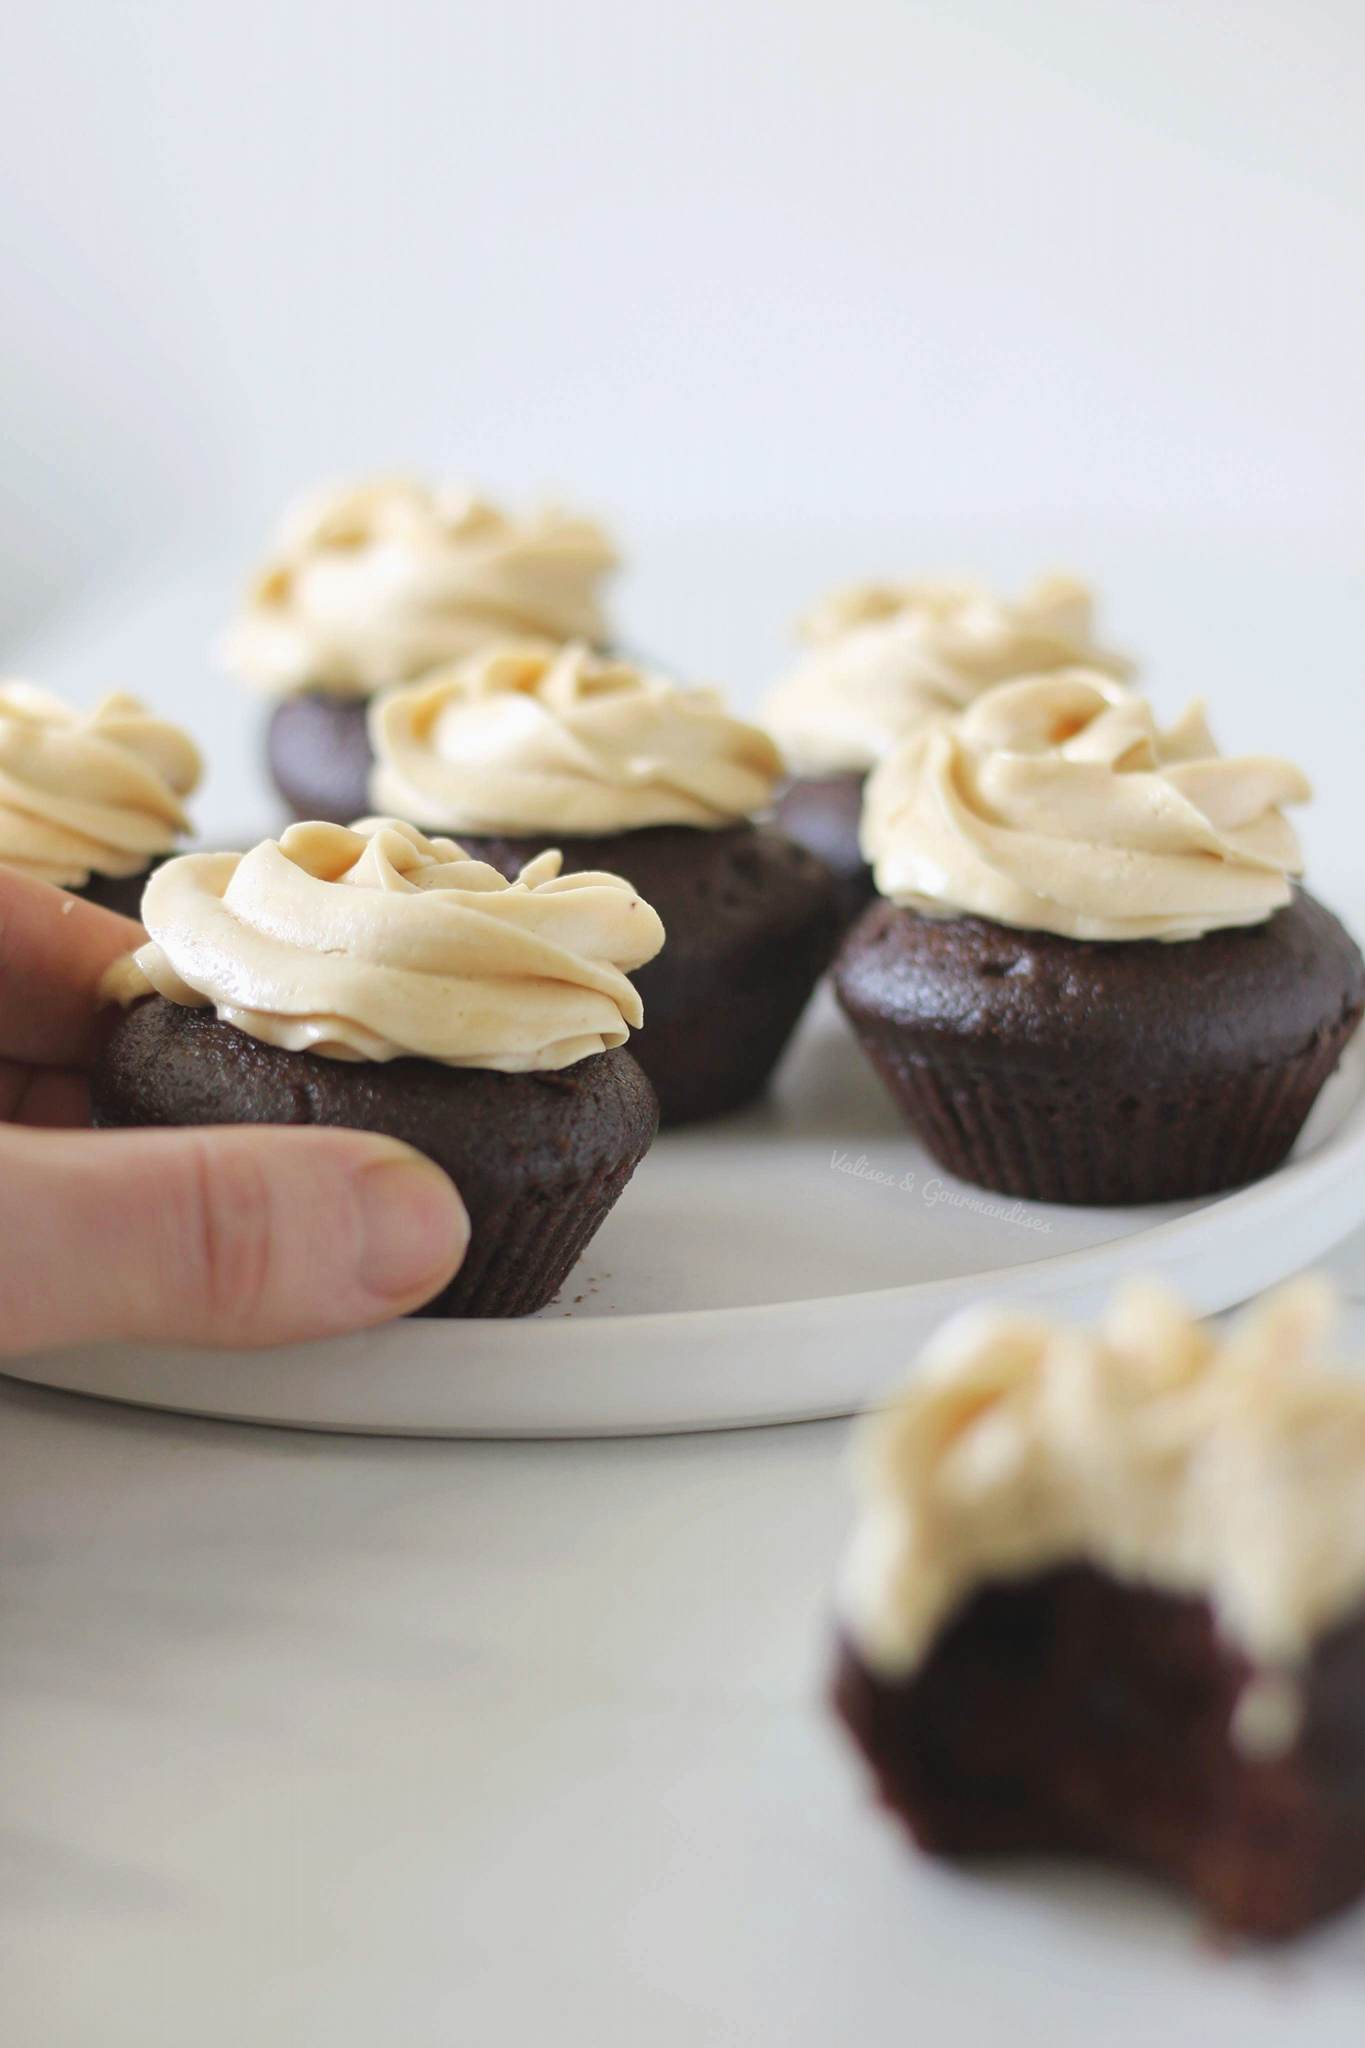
761, 572, 1131, 775
841, 1279, 1365, 1728
0, 681, 201, 892
369, 642, 782, 836
223, 478, 619, 699
861, 671, 1309, 942
102, 818, 664, 1072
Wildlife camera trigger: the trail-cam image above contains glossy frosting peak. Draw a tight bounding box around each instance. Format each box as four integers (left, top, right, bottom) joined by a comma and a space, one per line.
223, 478, 619, 698
0, 682, 201, 890
762, 572, 1132, 774
106, 819, 665, 1071
861, 671, 1308, 941
841, 1279, 1365, 1693
370, 641, 783, 834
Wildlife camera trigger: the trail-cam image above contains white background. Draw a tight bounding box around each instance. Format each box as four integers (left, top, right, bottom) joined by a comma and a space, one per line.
2, 0, 1362, 886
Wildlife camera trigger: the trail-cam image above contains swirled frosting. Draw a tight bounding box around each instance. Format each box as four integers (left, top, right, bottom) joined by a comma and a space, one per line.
0, 681, 201, 890
105, 818, 665, 1071
762, 573, 1132, 774
369, 641, 783, 834
861, 671, 1309, 942
841, 1279, 1365, 1706
223, 478, 619, 698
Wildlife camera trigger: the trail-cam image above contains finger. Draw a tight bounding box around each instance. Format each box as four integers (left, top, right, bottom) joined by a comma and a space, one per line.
0, 869, 143, 1067
0, 1125, 470, 1353
0, 1064, 91, 1128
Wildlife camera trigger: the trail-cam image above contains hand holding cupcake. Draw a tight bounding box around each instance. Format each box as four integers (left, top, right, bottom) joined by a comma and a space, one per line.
0, 681, 202, 917
367, 642, 842, 1123
96, 819, 665, 1316
835, 671, 1364, 1203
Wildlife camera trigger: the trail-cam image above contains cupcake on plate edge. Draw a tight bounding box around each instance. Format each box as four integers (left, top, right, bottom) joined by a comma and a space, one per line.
832, 1277, 1365, 1941
94, 818, 665, 1317
761, 573, 1132, 921
0, 681, 202, 917
368, 641, 842, 1124
834, 669, 1364, 1205
222, 477, 620, 824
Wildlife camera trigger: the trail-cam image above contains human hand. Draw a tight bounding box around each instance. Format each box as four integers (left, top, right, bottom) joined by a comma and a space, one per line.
0, 869, 469, 1354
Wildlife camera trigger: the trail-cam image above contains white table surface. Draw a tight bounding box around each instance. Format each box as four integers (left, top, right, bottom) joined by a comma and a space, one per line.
3, 546, 1364, 2043
2, 1236, 1364, 2047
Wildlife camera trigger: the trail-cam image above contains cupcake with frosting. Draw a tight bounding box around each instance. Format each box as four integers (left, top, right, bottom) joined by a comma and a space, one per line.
95, 818, 664, 1317
833, 1277, 1365, 1941
834, 671, 1363, 1204
762, 574, 1131, 920
0, 682, 202, 917
223, 477, 619, 824
368, 641, 841, 1124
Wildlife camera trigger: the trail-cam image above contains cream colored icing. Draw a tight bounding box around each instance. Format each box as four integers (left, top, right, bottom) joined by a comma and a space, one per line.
223, 478, 619, 698
369, 641, 783, 834
105, 818, 665, 1071
861, 671, 1308, 942
0, 681, 201, 891
840, 1279, 1365, 1703
762, 572, 1133, 774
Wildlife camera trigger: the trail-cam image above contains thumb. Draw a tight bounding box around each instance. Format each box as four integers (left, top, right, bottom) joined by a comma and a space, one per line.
0, 1124, 470, 1354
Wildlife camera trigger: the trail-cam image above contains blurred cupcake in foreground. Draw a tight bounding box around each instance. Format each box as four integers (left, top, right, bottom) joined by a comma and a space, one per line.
762, 574, 1131, 920
833, 1278, 1365, 1942
223, 477, 619, 823
95, 819, 664, 1318
0, 681, 202, 917
369, 641, 840, 1124
834, 670, 1363, 1205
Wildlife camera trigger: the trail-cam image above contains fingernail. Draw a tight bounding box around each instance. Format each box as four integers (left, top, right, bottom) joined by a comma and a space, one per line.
354, 1153, 468, 1303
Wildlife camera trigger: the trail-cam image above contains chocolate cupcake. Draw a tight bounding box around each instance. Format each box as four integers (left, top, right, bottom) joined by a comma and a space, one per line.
221, 478, 620, 822
368, 643, 841, 1124
0, 681, 202, 917
761, 574, 1131, 923
835, 671, 1363, 1205
833, 1279, 1365, 1941
94, 819, 664, 1318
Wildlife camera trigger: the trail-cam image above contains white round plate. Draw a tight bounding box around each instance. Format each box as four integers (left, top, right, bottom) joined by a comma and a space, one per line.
9, 991, 1365, 1436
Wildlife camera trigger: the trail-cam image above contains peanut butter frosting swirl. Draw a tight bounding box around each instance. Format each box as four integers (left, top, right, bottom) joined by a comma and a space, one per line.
861, 671, 1309, 942
762, 573, 1132, 774
0, 681, 201, 890
841, 1279, 1365, 1700
106, 818, 665, 1071
370, 641, 783, 835
223, 478, 619, 699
